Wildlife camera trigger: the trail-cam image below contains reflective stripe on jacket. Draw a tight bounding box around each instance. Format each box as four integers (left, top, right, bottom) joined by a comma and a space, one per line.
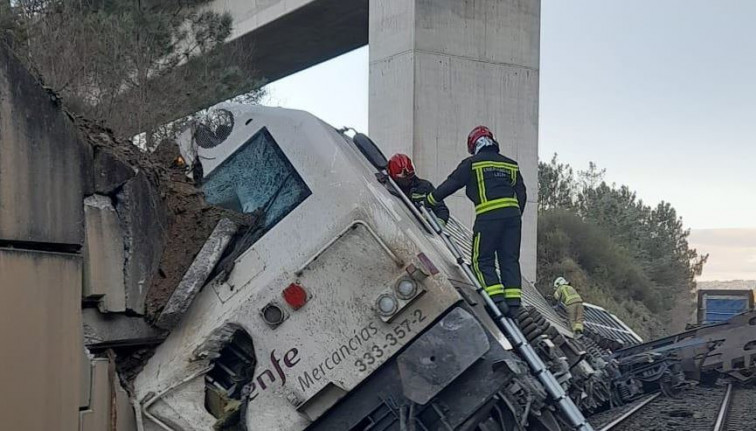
427, 146, 527, 219
555, 284, 582, 306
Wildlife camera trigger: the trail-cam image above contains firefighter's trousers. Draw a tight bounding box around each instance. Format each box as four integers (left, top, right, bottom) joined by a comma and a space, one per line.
566, 302, 584, 333
471, 216, 522, 306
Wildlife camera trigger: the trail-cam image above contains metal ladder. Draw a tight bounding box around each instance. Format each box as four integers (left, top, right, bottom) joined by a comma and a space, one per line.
416, 204, 594, 431
360, 133, 593, 430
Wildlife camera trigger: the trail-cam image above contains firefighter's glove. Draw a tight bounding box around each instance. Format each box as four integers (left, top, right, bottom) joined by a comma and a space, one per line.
438, 219, 446, 228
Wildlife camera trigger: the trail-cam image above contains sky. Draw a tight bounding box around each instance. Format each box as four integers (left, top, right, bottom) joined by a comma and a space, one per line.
689, 229, 756, 281
262, 1, 756, 280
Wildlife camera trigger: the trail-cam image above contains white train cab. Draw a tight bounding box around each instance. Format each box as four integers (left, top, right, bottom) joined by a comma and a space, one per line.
134, 104, 574, 431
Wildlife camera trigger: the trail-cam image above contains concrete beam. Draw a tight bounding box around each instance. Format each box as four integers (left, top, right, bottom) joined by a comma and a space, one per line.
369, 0, 540, 281
84, 195, 127, 312
82, 308, 166, 350
142, 0, 368, 129
210, 0, 368, 83
115, 171, 167, 315
156, 218, 238, 330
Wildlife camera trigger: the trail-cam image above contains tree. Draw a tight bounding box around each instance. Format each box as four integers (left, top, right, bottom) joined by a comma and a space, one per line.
578, 183, 651, 257
538, 155, 606, 213
2, 0, 264, 143
538, 155, 707, 333
537, 210, 665, 338
538, 154, 576, 212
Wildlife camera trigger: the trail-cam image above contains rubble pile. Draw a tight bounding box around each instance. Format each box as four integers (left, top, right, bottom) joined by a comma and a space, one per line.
72, 115, 252, 319
67, 113, 253, 389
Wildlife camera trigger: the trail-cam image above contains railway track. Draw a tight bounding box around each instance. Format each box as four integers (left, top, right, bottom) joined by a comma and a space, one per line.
584, 394, 658, 430
588, 385, 735, 431
713, 383, 756, 431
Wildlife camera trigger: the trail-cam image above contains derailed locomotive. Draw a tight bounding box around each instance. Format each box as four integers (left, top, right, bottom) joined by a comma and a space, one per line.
132, 104, 690, 430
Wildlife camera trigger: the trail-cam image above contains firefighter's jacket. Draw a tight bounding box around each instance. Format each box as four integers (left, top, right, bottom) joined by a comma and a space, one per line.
427, 146, 526, 219
396, 177, 450, 223
555, 284, 582, 306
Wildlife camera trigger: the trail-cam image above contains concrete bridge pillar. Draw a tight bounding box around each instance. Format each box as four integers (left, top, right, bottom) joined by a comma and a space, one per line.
368, 0, 541, 281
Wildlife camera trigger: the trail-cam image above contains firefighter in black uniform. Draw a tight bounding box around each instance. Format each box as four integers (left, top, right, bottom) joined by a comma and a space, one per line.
387, 153, 450, 226
426, 126, 526, 316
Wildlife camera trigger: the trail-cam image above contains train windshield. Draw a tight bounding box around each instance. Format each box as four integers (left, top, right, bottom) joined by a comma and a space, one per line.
202, 127, 311, 236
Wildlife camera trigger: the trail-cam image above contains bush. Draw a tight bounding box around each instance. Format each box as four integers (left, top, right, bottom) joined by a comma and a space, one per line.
538, 157, 708, 336
539, 209, 667, 337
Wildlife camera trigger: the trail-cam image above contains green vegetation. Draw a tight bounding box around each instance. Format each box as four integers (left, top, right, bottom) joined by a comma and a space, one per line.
2, 0, 264, 143
538, 155, 707, 339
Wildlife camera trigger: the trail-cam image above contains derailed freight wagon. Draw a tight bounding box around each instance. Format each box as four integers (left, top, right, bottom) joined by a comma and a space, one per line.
133, 104, 651, 431
697, 289, 755, 325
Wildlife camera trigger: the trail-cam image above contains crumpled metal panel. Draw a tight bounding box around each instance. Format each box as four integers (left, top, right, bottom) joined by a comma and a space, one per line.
397, 307, 490, 405
577, 303, 643, 346
700, 311, 756, 378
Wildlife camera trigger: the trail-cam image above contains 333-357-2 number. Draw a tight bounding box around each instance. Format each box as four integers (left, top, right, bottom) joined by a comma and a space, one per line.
354, 309, 426, 371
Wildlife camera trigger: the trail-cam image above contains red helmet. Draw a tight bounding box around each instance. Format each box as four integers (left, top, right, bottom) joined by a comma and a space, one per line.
467, 125, 494, 154
387, 153, 415, 181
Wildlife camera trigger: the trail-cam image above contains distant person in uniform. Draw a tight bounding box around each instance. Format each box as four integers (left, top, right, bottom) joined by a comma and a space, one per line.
553, 277, 584, 336
387, 153, 450, 226
425, 126, 526, 317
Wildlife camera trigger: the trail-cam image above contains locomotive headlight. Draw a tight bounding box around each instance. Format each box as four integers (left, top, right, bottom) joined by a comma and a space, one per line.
261, 303, 285, 327
395, 279, 418, 300
377, 294, 399, 316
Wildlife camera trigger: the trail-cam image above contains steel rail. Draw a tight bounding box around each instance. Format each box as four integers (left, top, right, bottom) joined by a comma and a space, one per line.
598, 393, 661, 431
712, 383, 733, 431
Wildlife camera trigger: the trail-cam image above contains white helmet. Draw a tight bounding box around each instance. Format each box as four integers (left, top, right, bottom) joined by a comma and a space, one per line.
553, 277, 568, 289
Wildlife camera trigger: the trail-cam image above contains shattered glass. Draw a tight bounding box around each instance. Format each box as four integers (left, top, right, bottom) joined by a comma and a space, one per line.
202, 127, 311, 232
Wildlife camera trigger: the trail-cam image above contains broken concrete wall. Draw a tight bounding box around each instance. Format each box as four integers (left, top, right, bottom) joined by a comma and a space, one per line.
83, 308, 166, 349
115, 171, 167, 315
0, 42, 149, 430
0, 45, 92, 246
0, 35, 251, 430
79, 119, 252, 320
84, 195, 127, 312
0, 42, 89, 431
